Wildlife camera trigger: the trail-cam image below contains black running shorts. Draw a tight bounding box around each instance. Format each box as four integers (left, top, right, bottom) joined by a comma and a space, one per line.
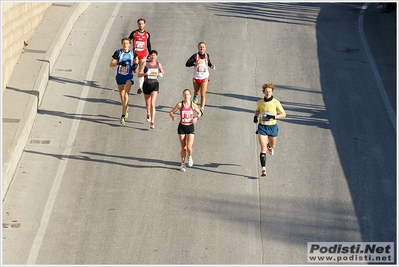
178, 123, 194, 135
143, 81, 159, 94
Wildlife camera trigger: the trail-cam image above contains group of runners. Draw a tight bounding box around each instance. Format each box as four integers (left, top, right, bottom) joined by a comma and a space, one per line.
110, 18, 286, 176
169, 41, 216, 171
109, 18, 162, 129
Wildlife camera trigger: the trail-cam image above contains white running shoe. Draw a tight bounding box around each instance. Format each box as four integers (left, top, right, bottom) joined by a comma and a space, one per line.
188, 156, 193, 167
261, 168, 267, 177
146, 113, 151, 122
180, 164, 186, 172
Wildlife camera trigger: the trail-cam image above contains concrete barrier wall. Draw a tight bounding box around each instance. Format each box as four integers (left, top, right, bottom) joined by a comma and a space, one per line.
1, 2, 91, 201
2, 2, 53, 95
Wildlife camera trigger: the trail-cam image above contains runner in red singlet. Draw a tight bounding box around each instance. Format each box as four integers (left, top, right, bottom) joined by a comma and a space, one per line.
169, 89, 202, 172
128, 18, 151, 95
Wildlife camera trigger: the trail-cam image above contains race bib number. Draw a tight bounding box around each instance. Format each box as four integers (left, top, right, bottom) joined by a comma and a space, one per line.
196, 65, 207, 73
118, 66, 130, 75
147, 68, 159, 79
181, 110, 193, 123
261, 112, 274, 125
135, 41, 145, 51
196, 60, 207, 73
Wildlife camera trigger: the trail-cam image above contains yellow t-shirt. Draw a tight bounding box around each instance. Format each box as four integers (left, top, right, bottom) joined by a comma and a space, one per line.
256, 98, 285, 126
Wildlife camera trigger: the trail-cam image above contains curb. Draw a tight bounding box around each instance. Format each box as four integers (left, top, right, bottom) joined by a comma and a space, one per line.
2, 3, 91, 201
37, 2, 91, 106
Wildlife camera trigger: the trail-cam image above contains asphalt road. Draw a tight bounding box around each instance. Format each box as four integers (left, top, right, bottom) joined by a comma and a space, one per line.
2, 3, 396, 265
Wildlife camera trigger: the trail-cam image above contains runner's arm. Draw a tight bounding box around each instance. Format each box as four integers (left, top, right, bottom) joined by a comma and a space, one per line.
275, 103, 286, 119
169, 102, 182, 121
109, 50, 120, 67
254, 109, 260, 123
185, 54, 196, 67
128, 30, 135, 40
138, 62, 147, 77
193, 103, 202, 122
159, 62, 164, 76
207, 53, 215, 70
146, 32, 151, 53
132, 52, 139, 73
254, 106, 260, 117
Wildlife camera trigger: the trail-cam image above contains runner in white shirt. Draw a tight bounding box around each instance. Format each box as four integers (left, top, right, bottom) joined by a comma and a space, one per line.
185, 42, 215, 115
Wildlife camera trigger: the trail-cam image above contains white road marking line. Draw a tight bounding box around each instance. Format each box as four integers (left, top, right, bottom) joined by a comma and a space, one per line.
26, 3, 123, 264
358, 3, 396, 131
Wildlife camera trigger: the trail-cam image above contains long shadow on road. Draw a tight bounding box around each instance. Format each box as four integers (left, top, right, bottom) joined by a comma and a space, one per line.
23, 150, 250, 179
205, 1, 396, 251
316, 3, 396, 244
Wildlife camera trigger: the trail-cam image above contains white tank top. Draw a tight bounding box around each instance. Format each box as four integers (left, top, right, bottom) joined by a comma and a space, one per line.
193, 53, 209, 80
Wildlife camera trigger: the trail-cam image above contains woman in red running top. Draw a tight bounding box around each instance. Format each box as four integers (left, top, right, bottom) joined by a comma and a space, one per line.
185, 42, 215, 115
169, 89, 202, 172
128, 18, 151, 94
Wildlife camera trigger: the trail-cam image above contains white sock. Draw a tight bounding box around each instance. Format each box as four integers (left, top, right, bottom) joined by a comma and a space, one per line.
139, 76, 144, 89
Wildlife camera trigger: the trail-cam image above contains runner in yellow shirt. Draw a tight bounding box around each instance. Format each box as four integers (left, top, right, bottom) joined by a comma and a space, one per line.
254, 82, 286, 176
